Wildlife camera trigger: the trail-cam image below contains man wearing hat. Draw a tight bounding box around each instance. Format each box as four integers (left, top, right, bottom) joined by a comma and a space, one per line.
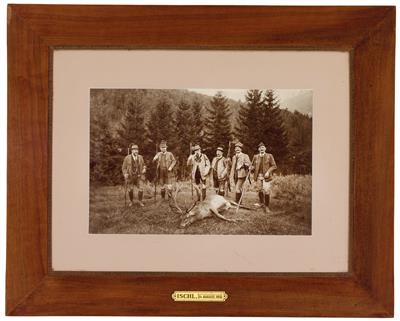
211, 146, 231, 196
187, 144, 210, 201
122, 143, 146, 207
253, 142, 277, 212
230, 142, 251, 203
152, 140, 176, 199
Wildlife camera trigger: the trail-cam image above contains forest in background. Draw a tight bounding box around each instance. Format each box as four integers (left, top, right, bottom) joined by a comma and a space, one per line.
90, 89, 312, 185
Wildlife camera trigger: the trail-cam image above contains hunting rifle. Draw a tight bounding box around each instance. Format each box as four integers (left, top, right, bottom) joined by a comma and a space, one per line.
235, 154, 256, 214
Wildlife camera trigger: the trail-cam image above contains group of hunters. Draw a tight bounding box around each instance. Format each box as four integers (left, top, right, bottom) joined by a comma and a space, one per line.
122, 140, 277, 212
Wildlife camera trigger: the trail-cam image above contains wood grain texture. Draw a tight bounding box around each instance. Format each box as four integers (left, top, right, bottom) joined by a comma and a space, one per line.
6, 5, 394, 316
352, 8, 395, 314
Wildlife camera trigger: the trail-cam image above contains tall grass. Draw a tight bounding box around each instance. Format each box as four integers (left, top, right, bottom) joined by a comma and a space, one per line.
89, 175, 312, 235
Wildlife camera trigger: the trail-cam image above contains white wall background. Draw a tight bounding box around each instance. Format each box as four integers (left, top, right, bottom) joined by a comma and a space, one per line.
1, 0, 398, 320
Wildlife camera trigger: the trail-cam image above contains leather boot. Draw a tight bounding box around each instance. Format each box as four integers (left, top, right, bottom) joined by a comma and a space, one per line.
161, 189, 166, 199
258, 192, 264, 205
167, 190, 172, 200
235, 192, 241, 203
138, 191, 144, 207
264, 194, 271, 213
264, 194, 270, 207
202, 188, 207, 201
128, 190, 134, 207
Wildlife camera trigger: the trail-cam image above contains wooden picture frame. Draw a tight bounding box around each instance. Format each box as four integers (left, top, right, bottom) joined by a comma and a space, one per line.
7, 5, 394, 316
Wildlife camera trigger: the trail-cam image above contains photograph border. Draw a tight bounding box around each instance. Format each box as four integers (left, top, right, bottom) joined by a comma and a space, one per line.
7, 5, 394, 316
87, 87, 313, 236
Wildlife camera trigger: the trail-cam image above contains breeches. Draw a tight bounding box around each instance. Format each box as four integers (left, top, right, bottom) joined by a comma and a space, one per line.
159, 168, 173, 190
234, 177, 246, 193
127, 176, 143, 192
213, 177, 226, 192
256, 175, 272, 194
194, 168, 206, 188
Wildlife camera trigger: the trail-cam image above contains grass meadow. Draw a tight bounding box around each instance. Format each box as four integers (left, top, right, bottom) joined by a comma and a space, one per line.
89, 175, 311, 235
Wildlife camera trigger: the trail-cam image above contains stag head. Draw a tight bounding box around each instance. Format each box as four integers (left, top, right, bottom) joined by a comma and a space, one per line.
169, 184, 199, 228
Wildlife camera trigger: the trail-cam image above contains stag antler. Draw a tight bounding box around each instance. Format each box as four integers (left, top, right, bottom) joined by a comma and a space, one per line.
169, 183, 199, 217
169, 183, 185, 215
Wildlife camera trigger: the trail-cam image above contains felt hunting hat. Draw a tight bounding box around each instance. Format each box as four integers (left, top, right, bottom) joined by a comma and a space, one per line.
129, 143, 139, 150
159, 140, 167, 147
235, 142, 243, 149
258, 142, 266, 148
192, 144, 201, 151
216, 146, 224, 152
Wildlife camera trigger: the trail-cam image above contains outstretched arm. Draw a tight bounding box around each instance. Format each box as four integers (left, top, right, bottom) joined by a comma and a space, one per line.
203, 155, 211, 175
229, 156, 236, 179
152, 152, 160, 162
122, 157, 129, 179
187, 154, 193, 166
140, 156, 146, 174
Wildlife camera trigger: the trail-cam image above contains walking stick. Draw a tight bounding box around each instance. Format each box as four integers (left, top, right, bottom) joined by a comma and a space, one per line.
154, 142, 158, 201
124, 179, 127, 208
124, 145, 130, 208
189, 142, 194, 200
236, 155, 256, 214
226, 141, 232, 194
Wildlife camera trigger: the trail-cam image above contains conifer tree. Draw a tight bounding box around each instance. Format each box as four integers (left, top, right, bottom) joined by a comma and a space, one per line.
190, 100, 204, 145
146, 99, 176, 148
235, 89, 289, 163
284, 110, 312, 174
203, 92, 232, 157
146, 99, 177, 181
235, 89, 264, 154
175, 100, 194, 179
90, 112, 122, 185
117, 98, 147, 151
259, 89, 289, 165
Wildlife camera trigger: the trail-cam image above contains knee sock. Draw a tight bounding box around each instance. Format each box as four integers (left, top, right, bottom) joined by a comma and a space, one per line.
264, 194, 270, 207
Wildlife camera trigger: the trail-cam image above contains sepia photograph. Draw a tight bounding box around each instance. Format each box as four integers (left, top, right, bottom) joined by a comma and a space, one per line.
89, 88, 312, 235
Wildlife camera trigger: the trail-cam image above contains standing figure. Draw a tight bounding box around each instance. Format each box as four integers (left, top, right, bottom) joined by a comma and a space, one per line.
211, 146, 231, 196
230, 142, 251, 203
253, 142, 277, 212
187, 144, 210, 201
122, 143, 146, 207
153, 140, 176, 200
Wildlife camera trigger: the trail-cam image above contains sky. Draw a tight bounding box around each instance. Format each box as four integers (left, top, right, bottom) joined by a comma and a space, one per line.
188, 88, 312, 103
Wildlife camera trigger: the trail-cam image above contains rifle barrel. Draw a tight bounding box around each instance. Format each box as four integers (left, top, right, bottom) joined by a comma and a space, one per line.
235, 155, 256, 214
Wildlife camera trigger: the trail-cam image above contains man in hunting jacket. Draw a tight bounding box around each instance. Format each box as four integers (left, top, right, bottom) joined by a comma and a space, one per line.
252, 142, 277, 212
230, 142, 251, 203
122, 143, 146, 207
211, 146, 231, 196
187, 144, 210, 201
152, 140, 176, 199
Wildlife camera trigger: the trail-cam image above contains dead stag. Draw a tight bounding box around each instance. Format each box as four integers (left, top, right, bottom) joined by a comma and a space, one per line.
169, 184, 251, 228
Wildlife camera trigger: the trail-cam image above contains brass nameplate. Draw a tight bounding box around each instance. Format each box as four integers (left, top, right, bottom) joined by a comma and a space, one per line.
172, 291, 228, 302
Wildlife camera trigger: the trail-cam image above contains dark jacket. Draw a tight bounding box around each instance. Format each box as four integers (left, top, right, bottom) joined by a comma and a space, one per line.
187, 153, 211, 181
211, 156, 230, 182
230, 152, 251, 179
253, 153, 277, 180
153, 151, 176, 169
122, 154, 146, 179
